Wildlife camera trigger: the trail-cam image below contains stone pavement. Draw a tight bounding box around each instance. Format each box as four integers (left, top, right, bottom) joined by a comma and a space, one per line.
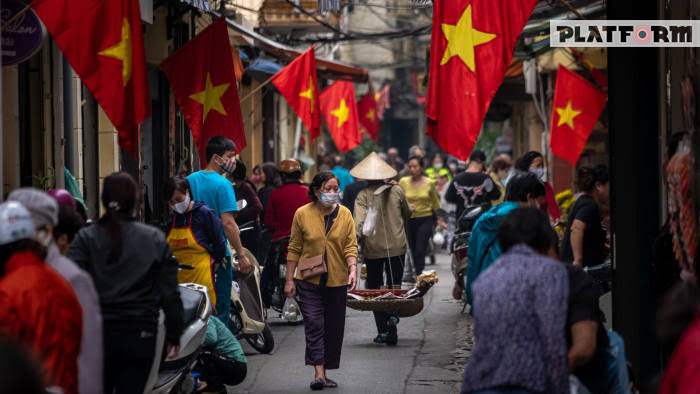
230, 251, 472, 393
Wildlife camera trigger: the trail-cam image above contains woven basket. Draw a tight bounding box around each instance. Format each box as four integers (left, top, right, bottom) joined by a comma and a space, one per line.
346, 290, 424, 317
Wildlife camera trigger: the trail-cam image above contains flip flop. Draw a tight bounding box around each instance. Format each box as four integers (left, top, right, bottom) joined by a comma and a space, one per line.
310, 378, 324, 391
324, 378, 338, 388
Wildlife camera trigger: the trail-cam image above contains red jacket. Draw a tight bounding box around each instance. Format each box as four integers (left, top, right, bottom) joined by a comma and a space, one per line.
661, 310, 700, 394
0, 250, 83, 394
264, 182, 311, 241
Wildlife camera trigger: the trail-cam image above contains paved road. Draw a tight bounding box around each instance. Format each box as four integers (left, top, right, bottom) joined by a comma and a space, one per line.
231, 251, 472, 393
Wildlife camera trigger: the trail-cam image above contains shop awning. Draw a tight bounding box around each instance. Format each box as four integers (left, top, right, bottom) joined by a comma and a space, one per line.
216, 12, 369, 83
180, 0, 211, 12
245, 58, 284, 82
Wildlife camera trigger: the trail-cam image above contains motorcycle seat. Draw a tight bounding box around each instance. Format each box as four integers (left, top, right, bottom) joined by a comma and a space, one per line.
180, 286, 206, 326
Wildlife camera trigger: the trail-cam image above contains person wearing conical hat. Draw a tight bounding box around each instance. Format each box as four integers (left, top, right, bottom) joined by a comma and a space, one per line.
352, 153, 412, 346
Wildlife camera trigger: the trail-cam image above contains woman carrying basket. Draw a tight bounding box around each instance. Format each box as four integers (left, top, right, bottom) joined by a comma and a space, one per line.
352, 153, 412, 346
284, 171, 358, 391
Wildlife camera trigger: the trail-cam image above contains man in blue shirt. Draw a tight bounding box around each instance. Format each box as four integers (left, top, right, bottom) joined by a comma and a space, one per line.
464, 172, 546, 307
187, 136, 251, 325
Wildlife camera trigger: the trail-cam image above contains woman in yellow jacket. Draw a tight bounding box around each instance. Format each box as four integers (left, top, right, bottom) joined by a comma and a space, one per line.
284, 171, 358, 391
399, 155, 441, 275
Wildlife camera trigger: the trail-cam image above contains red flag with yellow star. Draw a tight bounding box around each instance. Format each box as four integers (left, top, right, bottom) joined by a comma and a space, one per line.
272, 47, 322, 142
549, 65, 607, 166
31, 0, 150, 158
358, 93, 379, 141
320, 81, 361, 153
425, 0, 538, 160
161, 18, 245, 168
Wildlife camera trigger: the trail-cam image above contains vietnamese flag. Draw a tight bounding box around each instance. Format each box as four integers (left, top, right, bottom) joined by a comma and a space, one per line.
32, 0, 151, 158
425, 0, 538, 160
161, 18, 246, 169
272, 47, 322, 141
549, 65, 607, 166
320, 81, 361, 153
358, 93, 379, 141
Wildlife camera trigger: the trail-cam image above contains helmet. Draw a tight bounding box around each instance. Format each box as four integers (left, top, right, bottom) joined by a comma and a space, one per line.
0, 202, 36, 246
432, 231, 445, 247
279, 159, 302, 174
47, 189, 77, 210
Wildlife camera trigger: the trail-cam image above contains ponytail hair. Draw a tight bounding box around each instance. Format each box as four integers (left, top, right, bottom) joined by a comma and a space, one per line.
99, 172, 138, 264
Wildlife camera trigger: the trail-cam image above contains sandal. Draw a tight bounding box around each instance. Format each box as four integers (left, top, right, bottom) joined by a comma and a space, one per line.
310, 378, 324, 391
324, 378, 338, 388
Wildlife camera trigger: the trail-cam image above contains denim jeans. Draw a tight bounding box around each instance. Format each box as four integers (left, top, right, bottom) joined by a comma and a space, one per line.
575, 330, 631, 394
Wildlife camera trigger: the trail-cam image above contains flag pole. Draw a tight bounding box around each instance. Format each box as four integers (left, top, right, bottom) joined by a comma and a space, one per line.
240, 75, 275, 104
293, 118, 302, 159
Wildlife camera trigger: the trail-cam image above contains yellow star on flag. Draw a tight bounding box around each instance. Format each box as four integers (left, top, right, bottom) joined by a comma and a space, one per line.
366, 108, 376, 122
99, 18, 133, 87
299, 76, 315, 112
331, 99, 349, 128
555, 100, 582, 130
439, 5, 497, 72
189, 73, 230, 123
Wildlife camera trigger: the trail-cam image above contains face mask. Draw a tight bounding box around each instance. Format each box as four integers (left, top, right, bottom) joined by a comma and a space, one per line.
433, 162, 443, 169
214, 155, 236, 175
36, 230, 53, 247
172, 193, 191, 215
529, 167, 545, 180
251, 174, 262, 184
320, 192, 340, 207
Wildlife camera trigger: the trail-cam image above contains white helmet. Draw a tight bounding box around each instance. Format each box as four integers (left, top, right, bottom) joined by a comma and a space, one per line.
0, 201, 36, 246
432, 231, 445, 247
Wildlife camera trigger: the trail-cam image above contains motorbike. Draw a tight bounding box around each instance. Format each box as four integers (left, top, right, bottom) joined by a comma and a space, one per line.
267, 235, 304, 323
144, 263, 212, 394
450, 204, 489, 309
229, 244, 275, 354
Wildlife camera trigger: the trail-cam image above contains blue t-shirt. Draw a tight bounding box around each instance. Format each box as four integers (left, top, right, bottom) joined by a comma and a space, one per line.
204, 316, 247, 363
187, 171, 238, 256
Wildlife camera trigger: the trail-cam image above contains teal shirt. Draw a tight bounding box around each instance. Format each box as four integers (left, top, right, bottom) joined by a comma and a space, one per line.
204, 316, 247, 363
187, 171, 238, 256
465, 201, 520, 306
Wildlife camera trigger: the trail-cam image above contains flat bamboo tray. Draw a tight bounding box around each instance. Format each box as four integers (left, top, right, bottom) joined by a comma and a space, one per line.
346, 290, 424, 317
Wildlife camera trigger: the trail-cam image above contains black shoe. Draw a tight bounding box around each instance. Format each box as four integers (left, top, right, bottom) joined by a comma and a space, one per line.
310, 378, 324, 391
386, 317, 398, 346
373, 333, 387, 343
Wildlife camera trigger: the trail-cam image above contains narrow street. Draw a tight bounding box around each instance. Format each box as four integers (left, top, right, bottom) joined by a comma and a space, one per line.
234, 251, 472, 394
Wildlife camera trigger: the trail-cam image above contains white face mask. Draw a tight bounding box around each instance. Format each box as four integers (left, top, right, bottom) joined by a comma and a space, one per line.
172, 193, 191, 215
320, 192, 340, 207
36, 229, 53, 247
529, 167, 545, 180
433, 162, 443, 169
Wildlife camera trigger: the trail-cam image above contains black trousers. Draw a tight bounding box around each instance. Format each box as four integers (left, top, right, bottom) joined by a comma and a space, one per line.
103, 325, 157, 394
406, 216, 435, 275
196, 351, 247, 390
365, 255, 404, 333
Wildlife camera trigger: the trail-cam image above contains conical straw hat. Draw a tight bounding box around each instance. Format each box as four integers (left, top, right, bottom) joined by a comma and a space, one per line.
350, 152, 397, 180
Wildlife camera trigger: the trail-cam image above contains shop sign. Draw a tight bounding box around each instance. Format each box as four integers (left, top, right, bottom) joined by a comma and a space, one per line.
1, 0, 47, 66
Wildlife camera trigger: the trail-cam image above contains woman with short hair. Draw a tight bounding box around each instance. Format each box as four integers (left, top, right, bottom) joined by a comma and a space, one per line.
461, 207, 569, 394
284, 171, 358, 390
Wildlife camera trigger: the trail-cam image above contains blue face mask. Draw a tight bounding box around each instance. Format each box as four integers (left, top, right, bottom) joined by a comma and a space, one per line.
529, 167, 545, 180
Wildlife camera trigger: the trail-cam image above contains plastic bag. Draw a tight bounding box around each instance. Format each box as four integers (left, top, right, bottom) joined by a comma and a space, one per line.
362, 205, 378, 237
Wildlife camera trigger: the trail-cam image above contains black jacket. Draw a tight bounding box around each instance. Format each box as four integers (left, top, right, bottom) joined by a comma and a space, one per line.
68, 218, 184, 344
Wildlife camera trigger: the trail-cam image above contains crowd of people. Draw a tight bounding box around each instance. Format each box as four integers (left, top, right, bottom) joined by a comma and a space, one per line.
3, 136, 700, 393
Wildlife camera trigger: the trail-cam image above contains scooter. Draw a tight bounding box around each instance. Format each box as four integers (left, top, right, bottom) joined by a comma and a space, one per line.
144, 263, 212, 394
450, 204, 489, 310
267, 235, 304, 324
229, 246, 275, 354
